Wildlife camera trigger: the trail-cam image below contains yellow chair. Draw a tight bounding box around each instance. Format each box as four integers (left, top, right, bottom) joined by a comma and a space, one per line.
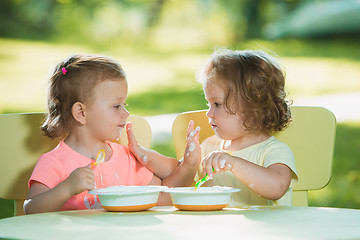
172, 106, 336, 206
0, 113, 151, 217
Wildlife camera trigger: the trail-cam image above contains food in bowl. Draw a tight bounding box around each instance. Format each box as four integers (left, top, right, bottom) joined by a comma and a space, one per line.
89, 185, 167, 212
164, 186, 240, 211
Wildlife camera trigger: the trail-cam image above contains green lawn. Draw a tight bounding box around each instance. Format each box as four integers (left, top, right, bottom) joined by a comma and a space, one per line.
1, 38, 360, 114
309, 122, 360, 209
0, 38, 359, 210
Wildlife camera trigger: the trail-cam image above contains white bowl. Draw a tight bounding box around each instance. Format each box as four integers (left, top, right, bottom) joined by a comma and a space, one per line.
164, 186, 240, 211
89, 185, 167, 212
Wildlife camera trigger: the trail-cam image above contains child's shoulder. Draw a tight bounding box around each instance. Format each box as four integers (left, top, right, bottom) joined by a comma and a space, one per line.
39, 141, 63, 159
262, 136, 293, 155
201, 135, 222, 146
107, 141, 132, 156
265, 136, 290, 149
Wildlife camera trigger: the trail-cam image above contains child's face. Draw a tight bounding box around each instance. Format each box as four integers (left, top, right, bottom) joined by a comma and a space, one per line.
84, 79, 129, 141
204, 80, 247, 141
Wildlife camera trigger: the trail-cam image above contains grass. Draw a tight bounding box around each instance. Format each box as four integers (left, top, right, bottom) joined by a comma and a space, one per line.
309, 122, 360, 209
1, 37, 360, 114
127, 87, 207, 116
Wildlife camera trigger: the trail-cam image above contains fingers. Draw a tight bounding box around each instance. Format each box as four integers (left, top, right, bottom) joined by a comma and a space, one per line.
125, 122, 147, 164
202, 154, 214, 178
187, 126, 200, 141
202, 152, 234, 177
184, 120, 200, 158
223, 159, 233, 171
81, 167, 95, 190
126, 122, 137, 146
84, 164, 95, 173
182, 121, 201, 168
67, 166, 95, 195
186, 120, 195, 136
194, 128, 200, 143
186, 126, 200, 155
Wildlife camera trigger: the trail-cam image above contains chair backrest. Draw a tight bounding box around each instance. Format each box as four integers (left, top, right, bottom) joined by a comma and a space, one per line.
172, 106, 336, 206
0, 113, 151, 216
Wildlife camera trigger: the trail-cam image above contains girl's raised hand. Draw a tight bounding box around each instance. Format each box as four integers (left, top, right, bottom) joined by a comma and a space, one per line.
126, 122, 148, 165
182, 120, 201, 169
202, 151, 234, 178
65, 165, 95, 196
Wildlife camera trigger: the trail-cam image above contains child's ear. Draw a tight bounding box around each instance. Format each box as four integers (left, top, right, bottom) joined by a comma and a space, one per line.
72, 102, 87, 125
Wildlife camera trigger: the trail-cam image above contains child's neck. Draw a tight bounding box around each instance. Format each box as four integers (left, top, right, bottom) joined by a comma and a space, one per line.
64, 133, 112, 161
223, 133, 270, 151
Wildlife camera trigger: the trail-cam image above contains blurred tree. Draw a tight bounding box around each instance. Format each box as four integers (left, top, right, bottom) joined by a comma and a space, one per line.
146, 0, 166, 28
0, 0, 57, 39
0, 0, 323, 44
215, 0, 304, 40
0, 0, 163, 42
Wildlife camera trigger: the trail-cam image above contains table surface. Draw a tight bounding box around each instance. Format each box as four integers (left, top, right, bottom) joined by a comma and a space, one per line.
1, 205, 359, 240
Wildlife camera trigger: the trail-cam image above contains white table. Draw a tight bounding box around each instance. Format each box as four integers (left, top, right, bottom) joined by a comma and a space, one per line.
1, 206, 360, 239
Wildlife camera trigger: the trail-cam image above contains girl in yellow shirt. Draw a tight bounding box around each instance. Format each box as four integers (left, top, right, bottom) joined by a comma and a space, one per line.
129, 49, 298, 206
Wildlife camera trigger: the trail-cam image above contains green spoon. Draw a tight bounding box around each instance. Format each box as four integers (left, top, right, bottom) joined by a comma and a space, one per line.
194, 168, 214, 190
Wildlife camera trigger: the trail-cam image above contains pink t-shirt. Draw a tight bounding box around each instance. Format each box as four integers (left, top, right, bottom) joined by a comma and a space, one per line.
28, 140, 153, 211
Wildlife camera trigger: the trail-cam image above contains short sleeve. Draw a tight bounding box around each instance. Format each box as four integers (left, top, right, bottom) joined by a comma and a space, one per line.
263, 142, 298, 187
28, 153, 66, 189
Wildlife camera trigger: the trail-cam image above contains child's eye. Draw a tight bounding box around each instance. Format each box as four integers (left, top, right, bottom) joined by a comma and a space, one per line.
114, 103, 128, 109
206, 102, 221, 108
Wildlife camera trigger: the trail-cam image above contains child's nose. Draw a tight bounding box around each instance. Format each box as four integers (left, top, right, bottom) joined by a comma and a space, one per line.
206, 108, 213, 118
122, 108, 130, 118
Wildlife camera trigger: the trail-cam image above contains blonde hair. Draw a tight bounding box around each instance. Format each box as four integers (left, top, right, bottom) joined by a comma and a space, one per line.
42, 54, 126, 139
197, 49, 291, 134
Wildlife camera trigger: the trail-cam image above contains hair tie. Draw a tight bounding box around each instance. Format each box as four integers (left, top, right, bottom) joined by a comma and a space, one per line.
62, 67, 68, 75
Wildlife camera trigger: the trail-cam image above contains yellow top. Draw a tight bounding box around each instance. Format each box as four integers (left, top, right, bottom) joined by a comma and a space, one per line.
196, 135, 298, 206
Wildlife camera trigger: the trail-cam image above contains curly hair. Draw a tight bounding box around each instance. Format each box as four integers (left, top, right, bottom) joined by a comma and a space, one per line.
197, 49, 292, 135
41, 54, 126, 139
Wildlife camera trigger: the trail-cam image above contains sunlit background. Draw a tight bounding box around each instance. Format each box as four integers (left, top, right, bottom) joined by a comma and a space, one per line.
0, 0, 359, 209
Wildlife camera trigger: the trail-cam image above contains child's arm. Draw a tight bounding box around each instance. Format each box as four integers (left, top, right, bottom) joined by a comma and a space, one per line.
143, 123, 201, 206
126, 121, 200, 180
126, 122, 178, 179
161, 121, 201, 188
202, 152, 292, 200
147, 173, 173, 205
24, 165, 95, 214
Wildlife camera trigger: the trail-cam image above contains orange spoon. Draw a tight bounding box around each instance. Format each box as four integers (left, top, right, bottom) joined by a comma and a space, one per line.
91, 149, 105, 169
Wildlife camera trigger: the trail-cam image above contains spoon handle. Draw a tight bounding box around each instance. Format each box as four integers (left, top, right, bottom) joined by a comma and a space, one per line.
194, 168, 214, 189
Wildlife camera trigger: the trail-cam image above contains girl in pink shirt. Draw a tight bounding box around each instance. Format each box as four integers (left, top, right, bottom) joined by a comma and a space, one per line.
24, 55, 200, 214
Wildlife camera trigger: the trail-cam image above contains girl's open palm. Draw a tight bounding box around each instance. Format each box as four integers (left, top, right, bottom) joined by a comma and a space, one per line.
182, 120, 201, 169
126, 122, 147, 165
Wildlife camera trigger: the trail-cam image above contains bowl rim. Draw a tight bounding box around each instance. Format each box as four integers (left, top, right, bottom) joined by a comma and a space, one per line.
164, 186, 241, 194
89, 185, 168, 196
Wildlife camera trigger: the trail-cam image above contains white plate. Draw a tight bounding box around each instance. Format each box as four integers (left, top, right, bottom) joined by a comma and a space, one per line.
89, 185, 167, 212
89, 185, 167, 195
164, 186, 240, 211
